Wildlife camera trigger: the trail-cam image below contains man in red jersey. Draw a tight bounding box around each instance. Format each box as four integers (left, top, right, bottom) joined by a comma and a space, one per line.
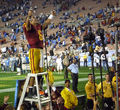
23, 8, 55, 97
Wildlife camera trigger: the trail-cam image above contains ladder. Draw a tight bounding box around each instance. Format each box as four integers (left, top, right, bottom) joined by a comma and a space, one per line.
17, 72, 53, 110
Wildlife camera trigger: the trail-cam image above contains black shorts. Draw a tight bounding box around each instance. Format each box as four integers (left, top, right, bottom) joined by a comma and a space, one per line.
103, 98, 114, 110
86, 99, 93, 110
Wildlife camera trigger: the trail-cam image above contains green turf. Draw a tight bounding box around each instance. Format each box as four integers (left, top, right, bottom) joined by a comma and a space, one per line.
0, 67, 105, 89
0, 67, 106, 108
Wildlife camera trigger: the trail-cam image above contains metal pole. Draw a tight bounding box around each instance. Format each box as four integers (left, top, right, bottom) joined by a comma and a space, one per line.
89, 43, 96, 100
115, 26, 119, 110
92, 54, 96, 100
99, 53, 104, 109
44, 29, 49, 70
91, 43, 100, 110
43, 28, 53, 110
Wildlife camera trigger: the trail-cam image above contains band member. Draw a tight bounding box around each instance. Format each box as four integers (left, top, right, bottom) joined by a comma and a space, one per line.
23, 8, 56, 96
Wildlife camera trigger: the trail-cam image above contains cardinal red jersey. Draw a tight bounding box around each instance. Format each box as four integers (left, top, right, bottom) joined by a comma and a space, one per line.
23, 23, 43, 49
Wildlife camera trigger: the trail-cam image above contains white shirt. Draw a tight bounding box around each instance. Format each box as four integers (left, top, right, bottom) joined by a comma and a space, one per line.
101, 54, 105, 61
68, 63, 78, 74
56, 57, 62, 65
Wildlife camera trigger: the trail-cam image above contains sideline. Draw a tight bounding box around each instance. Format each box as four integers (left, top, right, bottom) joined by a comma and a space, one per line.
0, 76, 101, 93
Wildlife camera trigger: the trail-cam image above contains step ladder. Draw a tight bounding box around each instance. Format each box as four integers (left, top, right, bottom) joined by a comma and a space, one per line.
17, 72, 53, 110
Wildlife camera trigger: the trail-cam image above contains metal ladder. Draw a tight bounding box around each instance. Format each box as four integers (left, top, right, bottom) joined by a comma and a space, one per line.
17, 72, 53, 110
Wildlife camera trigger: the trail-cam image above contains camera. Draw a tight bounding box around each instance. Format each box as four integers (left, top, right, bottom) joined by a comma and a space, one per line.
96, 27, 104, 40
83, 26, 95, 42
83, 31, 95, 42
96, 50, 108, 56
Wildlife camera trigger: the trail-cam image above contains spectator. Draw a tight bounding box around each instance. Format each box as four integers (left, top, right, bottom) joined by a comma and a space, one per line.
16, 54, 22, 75
83, 53, 88, 67
56, 55, 63, 74
51, 86, 64, 110
5, 58, 10, 71
0, 96, 10, 110
63, 55, 69, 79
4, 105, 15, 110
94, 55, 99, 68
62, 40, 66, 47
20, 102, 31, 110
49, 48, 54, 56
101, 54, 108, 71
109, 67, 115, 81
111, 53, 116, 69
10, 55, 16, 72
44, 86, 64, 110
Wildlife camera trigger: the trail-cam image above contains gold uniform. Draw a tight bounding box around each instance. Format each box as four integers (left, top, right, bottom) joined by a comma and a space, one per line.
98, 80, 114, 110
61, 87, 78, 109
85, 81, 98, 99
98, 80, 113, 98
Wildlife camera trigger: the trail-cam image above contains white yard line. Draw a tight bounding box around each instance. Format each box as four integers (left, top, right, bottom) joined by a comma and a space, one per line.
0, 76, 101, 93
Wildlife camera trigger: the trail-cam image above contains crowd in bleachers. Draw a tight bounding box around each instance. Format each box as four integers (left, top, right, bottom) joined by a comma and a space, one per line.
0, 0, 30, 22
0, 0, 120, 50
0, 0, 120, 74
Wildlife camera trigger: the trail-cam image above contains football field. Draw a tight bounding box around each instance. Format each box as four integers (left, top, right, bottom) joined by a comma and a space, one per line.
0, 67, 106, 108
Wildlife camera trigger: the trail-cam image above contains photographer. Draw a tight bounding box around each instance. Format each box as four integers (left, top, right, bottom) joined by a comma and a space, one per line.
85, 73, 98, 110
61, 80, 78, 110
98, 73, 114, 110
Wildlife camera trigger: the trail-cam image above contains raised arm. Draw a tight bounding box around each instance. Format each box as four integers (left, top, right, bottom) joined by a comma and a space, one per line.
42, 10, 56, 30
25, 10, 32, 31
